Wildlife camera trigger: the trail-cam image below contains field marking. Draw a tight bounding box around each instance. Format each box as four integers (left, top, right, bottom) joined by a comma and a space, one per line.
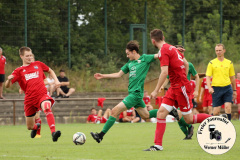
1, 155, 101, 160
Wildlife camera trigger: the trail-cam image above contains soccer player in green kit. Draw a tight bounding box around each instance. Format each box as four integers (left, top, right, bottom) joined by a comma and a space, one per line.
91, 40, 164, 143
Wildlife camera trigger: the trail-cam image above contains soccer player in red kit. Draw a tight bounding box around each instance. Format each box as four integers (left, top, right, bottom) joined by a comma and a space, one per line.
5, 46, 61, 142
235, 73, 240, 120
199, 77, 213, 115
144, 29, 211, 151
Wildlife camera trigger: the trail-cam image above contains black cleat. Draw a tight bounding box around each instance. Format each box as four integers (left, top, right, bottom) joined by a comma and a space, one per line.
90, 132, 102, 143
31, 123, 41, 138
143, 145, 163, 151
169, 108, 179, 121
187, 125, 194, 139
183, 136, 192, 140
52, 130, 61, 142
220, 114, 228, 119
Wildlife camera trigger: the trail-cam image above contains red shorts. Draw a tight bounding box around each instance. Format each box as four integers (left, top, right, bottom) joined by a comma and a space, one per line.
24, 94, 55, 117
100, 117, 107, 123
235, 96, 240, 104
202, 99, 212, 107
162, 84, 192, 114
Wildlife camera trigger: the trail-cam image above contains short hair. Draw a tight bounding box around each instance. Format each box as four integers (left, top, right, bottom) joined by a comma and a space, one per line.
126, 40, 139, 53
90, 108, 96, 111
60, 69, 65, 72
150, 29, 164, 42
174, 45, 184, 49
215, 43, 225, 49
19, 46, 31, 56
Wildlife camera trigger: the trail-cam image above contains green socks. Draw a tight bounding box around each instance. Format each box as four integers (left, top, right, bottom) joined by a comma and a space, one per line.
149, 109, 158, 118
102, 116, 117, 134
178, 117, 192, 136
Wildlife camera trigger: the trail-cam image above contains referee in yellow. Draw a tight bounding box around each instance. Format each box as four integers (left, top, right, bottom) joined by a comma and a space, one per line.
206, 44, 236, 120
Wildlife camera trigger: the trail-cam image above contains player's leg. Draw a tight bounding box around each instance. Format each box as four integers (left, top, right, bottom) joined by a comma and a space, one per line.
91, 101, 127, 143
103, 108, 111, 119
144, 104, 170, 151
35, 111, 42, 138
41, 100, 61, 142
238, 104, 240, 120
224, 102, 232, 120
131, 117, 140, 123
56, 88, 66, 97
65, 88, 75, 97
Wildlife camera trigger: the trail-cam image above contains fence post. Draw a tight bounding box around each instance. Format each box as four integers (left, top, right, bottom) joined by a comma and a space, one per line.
24, 0, 27, 46
13, 101, 16, 125
220, 0, 223, 43
182, 0, 186, 47
68, 0, 71, 68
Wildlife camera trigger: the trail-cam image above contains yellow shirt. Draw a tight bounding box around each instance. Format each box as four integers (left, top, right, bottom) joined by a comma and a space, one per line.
206, 58, 235, 87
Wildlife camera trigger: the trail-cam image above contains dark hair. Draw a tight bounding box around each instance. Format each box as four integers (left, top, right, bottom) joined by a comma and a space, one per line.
60, 69, 65, 72
126, 40, 139, 53
150, 29, 164, 42
90, 108, 96, 111
174, 45, 184, 49
19, 46, 32, 56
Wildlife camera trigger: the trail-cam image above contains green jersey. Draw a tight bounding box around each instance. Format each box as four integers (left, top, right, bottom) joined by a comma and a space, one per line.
167, 62, 197, 81
121, 54, 155, 93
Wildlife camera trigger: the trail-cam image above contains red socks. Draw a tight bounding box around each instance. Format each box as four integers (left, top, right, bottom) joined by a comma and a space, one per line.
35, 118, 42, 135
154, 118, 166, 146
32, 123, 39, 130
193, 113, 211, 124
44, 109, 56, 134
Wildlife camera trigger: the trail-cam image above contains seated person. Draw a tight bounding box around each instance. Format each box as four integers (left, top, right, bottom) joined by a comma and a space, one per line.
143, 91, 153, 111
57, 69, 75, 98
119, 107, 140, 123
87, 108, 111, 124
45, 75, 56, 97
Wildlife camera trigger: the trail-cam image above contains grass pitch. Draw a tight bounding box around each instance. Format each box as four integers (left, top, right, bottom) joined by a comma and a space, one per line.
0, 121, 239, 160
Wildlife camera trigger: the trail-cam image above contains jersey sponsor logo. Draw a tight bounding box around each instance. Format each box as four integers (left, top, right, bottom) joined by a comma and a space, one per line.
169, 46, 174, 50
34, 66, 38, 69
23, 69, 26, 72
24, 71, 39, 81
129, 66, 136, 77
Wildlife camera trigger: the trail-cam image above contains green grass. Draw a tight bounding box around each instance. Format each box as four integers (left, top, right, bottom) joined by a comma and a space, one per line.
0, 122, 240, 160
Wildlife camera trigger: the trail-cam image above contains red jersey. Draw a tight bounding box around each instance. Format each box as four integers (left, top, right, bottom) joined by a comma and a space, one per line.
190, 80, 196, 99
201, 77, 212, 100
0, 55, 6, 74
143, 96, 150, 105
119, 107, 134, 119
11, 61, 49, 102
236, 79, 240, 96
158, 43, 189, 88
87, 114, 98, 122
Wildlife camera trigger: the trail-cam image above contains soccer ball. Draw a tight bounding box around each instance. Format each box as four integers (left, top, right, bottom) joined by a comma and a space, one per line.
73, 132, 86, 145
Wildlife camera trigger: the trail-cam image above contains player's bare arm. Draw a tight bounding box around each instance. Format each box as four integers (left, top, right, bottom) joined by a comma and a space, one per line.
199, 87, 204, 102
206, 76, 214, 94
193, 74, 200, 98
183, 58, 189, 75
159, 78, 169, 92
5, 75, 14, 88
47, 68, 61, 88
154, 53, 158, 59
94, 70, 124, 80
151, 66, 168, 99
230, 75, 237, 101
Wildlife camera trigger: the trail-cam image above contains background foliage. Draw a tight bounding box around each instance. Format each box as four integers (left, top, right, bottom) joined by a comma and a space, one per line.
1, 0, 240, 92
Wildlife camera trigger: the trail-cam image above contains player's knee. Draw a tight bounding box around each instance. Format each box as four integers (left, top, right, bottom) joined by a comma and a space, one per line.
27, 125, 34, 130
42, 101, 52, 112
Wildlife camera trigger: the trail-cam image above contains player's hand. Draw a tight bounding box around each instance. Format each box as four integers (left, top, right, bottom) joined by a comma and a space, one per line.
193, 90, 198, 98
94, 73, 103, 80
209, 87, 214, 94
177, 48, 185, 53
150, 90, 158, 99
7, 75, 14, 80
